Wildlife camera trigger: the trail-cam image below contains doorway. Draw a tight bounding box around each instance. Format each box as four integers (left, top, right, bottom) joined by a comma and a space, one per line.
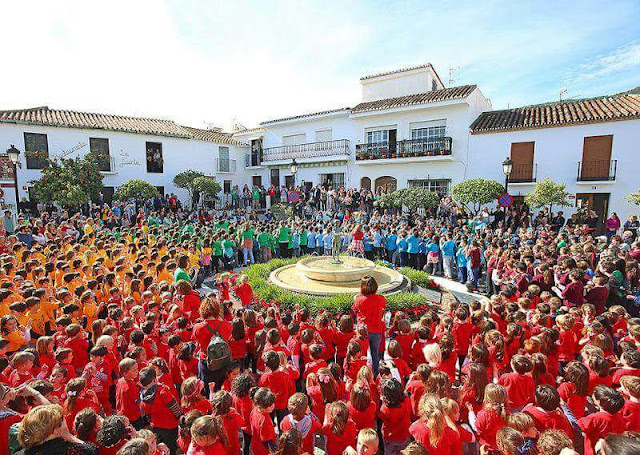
576, 193, 610, 234
361, 177, 372, 191
285, 175, 295, 189
252, 176, 262, 187
375, 176, 397, 193
270, 169, 280, 187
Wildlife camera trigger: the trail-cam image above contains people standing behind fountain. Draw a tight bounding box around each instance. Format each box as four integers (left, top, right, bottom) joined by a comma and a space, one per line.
352, 276, 386, 376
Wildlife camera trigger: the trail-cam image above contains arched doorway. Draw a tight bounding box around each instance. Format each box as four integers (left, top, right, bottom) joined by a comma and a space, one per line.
375, 176, 397, 193
360, 177, 371, 191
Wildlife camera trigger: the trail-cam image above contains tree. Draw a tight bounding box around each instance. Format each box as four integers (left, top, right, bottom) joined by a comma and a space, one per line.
173, 170, 205, 205
114, 179, 159, 201
270, 203, 293, 221
30, 155, 104, 209
192, 176, 221, 206
524, 178, 571, 213
451, 178, 504, 215
629, 190, 640, 206
377, 188, 440, 214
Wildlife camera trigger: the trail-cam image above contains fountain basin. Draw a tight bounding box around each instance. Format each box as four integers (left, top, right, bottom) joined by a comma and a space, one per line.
296, 256, 375, 282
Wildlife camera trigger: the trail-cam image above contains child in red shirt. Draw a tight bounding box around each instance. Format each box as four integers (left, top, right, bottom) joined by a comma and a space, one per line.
578, 386, 626, 455
522, 385, 573, 436
228, 318, 247, 362
187, 415, 228, 455
303, 344, 328, 380
497, 354, 535, 412
82, 346, 113, 413
115, 358, 142, 429
471, 383, 508, 450
249, 387, 277, 455
409, 394, 462, 455
334, 315, 355, 366
8, 352, 35, 387
378, 378, 412, 451
280, 393, 322, 455
258, 351, 293, 424
211, 390, 245, 455
620, 375, 640, 432
343, 342, 367, 382
347, 382, 377, 432
180, 377, 213, 415
232, 275, 253, 307
322, 401, 357, 455
63, 323, 89, 374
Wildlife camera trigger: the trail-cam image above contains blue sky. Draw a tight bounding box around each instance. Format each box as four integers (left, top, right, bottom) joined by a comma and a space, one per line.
2, 0, 639, 129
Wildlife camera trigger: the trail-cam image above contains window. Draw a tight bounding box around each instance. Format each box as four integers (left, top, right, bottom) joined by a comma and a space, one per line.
408, 179, 450, 195
250, 138, 262, 166
218, 146, 230, 172
24, 133, 49, 169
580, 135, 613, 180
320, 173, 345, 188
155, 186, 165, 197
223, 180, 232, 194
366, 130, 388, 144
282, 134, 306, 146
411, 126, 446, 140
432, 79, 438, 91
315, 129, 332, 142
510, 142, 535, 182
146, 142, 163, 173
90, 138, 111, 172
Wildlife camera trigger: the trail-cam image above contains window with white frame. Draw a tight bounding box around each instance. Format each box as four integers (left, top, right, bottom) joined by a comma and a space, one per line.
321, 173, 345, 188
282, 134, 306, 146
408, 179, 450, 195
411, 125, 446, 140
315, 129, 332, 142
366, 130, 389, 144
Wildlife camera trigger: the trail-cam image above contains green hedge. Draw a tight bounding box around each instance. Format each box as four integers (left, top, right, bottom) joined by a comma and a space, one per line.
244, 257, 431, 315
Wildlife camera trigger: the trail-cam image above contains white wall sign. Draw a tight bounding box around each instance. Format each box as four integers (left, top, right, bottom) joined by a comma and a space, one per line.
119, 151, 140, 167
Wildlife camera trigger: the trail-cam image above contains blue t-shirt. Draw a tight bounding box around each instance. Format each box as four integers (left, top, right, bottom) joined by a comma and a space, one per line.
316, 233, 324, 246
397, 237, 408, 253
323, 234, 334, 249
386, 234, 398, 251
456, 247, 467, 268
407, 235, 421, 254
441, 240, 455, 257
363, 236, 373, 252
307, 232, 316, 249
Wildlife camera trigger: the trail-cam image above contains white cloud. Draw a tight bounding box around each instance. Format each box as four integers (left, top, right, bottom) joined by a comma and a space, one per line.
565, 42, 640, 84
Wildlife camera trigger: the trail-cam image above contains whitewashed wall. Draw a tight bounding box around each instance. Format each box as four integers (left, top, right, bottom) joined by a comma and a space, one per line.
468, 118, 640, 222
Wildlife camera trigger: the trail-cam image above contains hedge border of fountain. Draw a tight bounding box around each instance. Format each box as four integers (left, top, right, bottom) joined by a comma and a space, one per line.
244, 256, 436, 316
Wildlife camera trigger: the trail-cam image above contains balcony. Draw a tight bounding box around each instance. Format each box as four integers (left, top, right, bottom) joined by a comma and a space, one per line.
262, 139, 350, 162
577, 160, 617, 181
245, 153, 262, 168
509, 163, 537, 183
216, 158, 236, 173
355, 137, 452, 161
95, 155, 116, 173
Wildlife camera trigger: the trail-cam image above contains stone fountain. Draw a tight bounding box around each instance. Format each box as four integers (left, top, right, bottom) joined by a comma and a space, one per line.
269, 255, 408, 296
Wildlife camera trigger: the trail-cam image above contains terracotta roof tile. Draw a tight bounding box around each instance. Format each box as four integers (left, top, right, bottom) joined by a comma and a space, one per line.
470, 94, 640, 133
0, 106, 246, 145
260, 107, 351, 126
360, 63, 435, 80
350, 85, 477, 114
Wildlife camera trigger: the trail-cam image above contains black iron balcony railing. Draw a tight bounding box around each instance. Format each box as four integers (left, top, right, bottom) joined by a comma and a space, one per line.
216, 158, 236, 173
262, 139, 350, 162
577, 160, 617, 181
355, 137, 452, 160
245, 152, 262, 167
509, 163, 537, 183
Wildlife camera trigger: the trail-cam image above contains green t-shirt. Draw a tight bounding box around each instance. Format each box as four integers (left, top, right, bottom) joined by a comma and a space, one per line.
278, 226, 291, 243
258, 232, 270, 246
242, 228, 255, 240
212, 241, 223, 257
215, 221, 230, 231
174, 268, 191, 283
252, 189, 260, 200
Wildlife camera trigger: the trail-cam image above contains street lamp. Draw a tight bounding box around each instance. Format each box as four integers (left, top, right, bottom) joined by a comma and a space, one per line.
290, 158, 298, 188
6, 145, 20, 213
502, 156, 513, 194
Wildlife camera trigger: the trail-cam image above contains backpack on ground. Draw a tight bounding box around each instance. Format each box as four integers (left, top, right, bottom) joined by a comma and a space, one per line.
204, 321, 231, 372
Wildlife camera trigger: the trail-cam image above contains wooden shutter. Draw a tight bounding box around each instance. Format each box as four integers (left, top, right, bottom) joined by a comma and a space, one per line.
581, 135, 612, 179
510, 142, 534, 181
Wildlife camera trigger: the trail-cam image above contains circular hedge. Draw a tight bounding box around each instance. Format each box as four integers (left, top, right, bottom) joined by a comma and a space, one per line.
244, 257, 435, 316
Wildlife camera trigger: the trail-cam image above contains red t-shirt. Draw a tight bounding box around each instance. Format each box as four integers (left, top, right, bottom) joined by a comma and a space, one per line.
475, 408, 506, 449
622, 400, 640, 432
333, 330, 354, 360
115, 377, 141, 421
221, 408, 244, 455
187, 441, 227, 455
578, 411, 626, 455
322, 419, 357, 455
347, 401, 377, 432
523, 404, 573, 436
249, 409, 276, 455
409, 421, 462, 455
352, 294, 386, 333
232, 394, 252, 434
452, 321, 472, 356
141, 383, 180, 429
182, 291, 201, 321
406, 379, 426, 419
379, 399, 411, 441
498, 372, 535, 408
612, 367, 640, 385
258, 370, 293, 410
233, 283, 253, 307
393, 332, 415, 364
228, 337, 247, 360
0, 411, 22, 455
557, 329, 577, 361
557, 382, 587, 419
64, 336, 90, 371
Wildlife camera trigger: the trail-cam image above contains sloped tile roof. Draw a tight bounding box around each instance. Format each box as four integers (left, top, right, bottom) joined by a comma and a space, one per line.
470, 94, 640, 134
351, 85, 477, 114
360, 63, 436, 80
0, 106, 246, 145
260, 107, 351, 126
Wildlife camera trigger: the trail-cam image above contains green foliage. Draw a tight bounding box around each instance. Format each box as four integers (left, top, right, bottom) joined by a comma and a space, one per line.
398, 267, 430, 287
30, 155, 104, 209
192, 176, 221, 196
270, 203, 294, 221
524, 178, 571, 212
245, 258, 431, 315
114, 179, 159, 201
451, 178, 504, 215
173, 170, 205, 196
628, 190, 640, 206
377, 188, 440, 213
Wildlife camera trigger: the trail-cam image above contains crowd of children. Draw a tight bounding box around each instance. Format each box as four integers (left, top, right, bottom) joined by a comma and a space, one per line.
1, 202, 640, 455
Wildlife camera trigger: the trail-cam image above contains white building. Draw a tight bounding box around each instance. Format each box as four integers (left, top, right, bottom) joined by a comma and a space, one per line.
234, 64, 492, 195
0, 106, 250, 209
469, 92, 640, 226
